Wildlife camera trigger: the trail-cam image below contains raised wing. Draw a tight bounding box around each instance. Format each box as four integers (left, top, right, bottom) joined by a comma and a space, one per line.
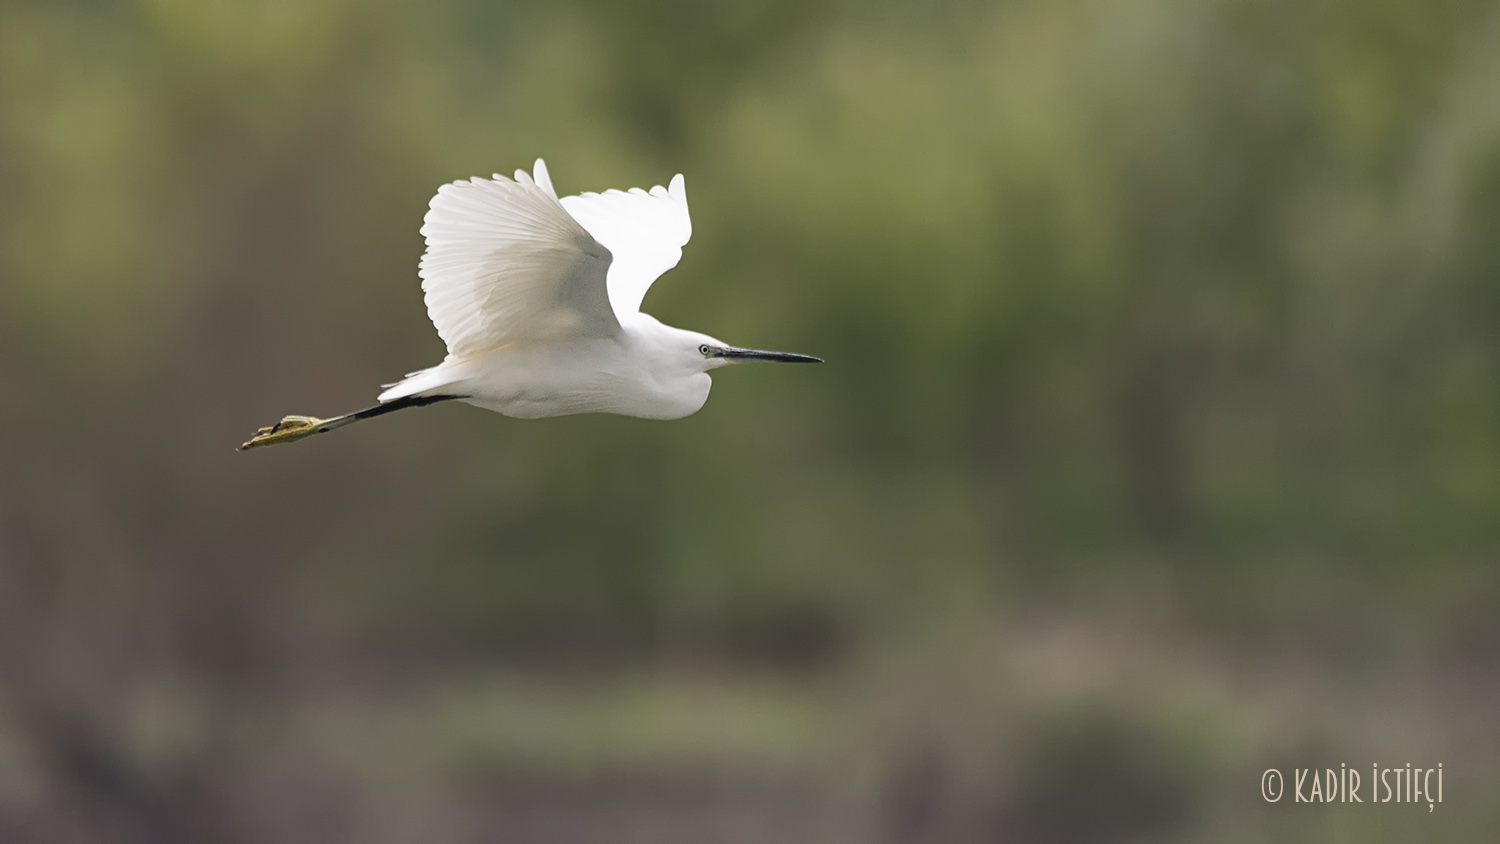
544, 161, 692, 317
418, 167, 619, 360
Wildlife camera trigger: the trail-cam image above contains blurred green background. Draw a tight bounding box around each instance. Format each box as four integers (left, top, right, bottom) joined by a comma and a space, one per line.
2, 0, 1498, 841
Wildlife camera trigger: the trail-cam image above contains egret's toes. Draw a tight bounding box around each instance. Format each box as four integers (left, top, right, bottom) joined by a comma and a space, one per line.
238, 415, 326, 451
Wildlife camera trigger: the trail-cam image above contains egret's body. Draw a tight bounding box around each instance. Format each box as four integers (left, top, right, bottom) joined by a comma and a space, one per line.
417, 315, 714, 420
241, 160, 817, 450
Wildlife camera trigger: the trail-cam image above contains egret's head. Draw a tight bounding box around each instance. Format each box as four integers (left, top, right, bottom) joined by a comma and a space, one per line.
689, 334, 823, 371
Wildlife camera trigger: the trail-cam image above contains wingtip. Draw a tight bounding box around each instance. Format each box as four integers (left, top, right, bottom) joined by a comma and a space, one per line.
533, 158, 557, 198
669, 173, 685, 199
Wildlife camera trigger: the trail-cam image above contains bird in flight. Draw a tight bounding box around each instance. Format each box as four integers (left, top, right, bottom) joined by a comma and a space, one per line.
240, 160, 820, 451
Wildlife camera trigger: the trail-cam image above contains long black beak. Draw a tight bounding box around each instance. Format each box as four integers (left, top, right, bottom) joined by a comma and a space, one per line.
716, 347, 823, 363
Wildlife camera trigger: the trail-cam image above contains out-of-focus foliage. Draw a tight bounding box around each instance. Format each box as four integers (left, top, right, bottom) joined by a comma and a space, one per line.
2, 0, 1498, 841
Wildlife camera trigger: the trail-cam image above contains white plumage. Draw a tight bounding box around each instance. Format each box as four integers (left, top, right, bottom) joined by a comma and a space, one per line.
558, 167, 692, 318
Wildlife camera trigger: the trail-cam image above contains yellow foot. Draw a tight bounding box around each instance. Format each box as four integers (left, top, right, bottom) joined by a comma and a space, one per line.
238, 415, 329, 451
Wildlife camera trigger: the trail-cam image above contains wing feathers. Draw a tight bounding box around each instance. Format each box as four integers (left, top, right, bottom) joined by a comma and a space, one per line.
531, 159, 559, 199
407, 161, 692, 367
559, 171, 692, 316
417, 170, 618, 359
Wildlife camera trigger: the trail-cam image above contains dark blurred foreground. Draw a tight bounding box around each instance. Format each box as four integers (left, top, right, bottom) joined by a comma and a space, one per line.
2, 0, 1499, 841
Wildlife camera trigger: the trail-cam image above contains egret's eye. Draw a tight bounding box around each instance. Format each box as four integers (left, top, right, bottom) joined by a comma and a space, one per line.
698, 344, 712, 357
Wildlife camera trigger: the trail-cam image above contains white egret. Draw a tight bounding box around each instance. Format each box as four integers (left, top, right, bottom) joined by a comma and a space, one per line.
240, 159, 820, 451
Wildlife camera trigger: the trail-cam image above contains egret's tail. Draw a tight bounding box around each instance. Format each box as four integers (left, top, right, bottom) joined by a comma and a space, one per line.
378, 361, 468, 403
238, 394, 459, 451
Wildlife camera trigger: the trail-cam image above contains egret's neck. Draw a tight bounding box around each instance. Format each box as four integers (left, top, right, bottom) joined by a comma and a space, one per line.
620, 312, 691, 357
615, 312, 713, 418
